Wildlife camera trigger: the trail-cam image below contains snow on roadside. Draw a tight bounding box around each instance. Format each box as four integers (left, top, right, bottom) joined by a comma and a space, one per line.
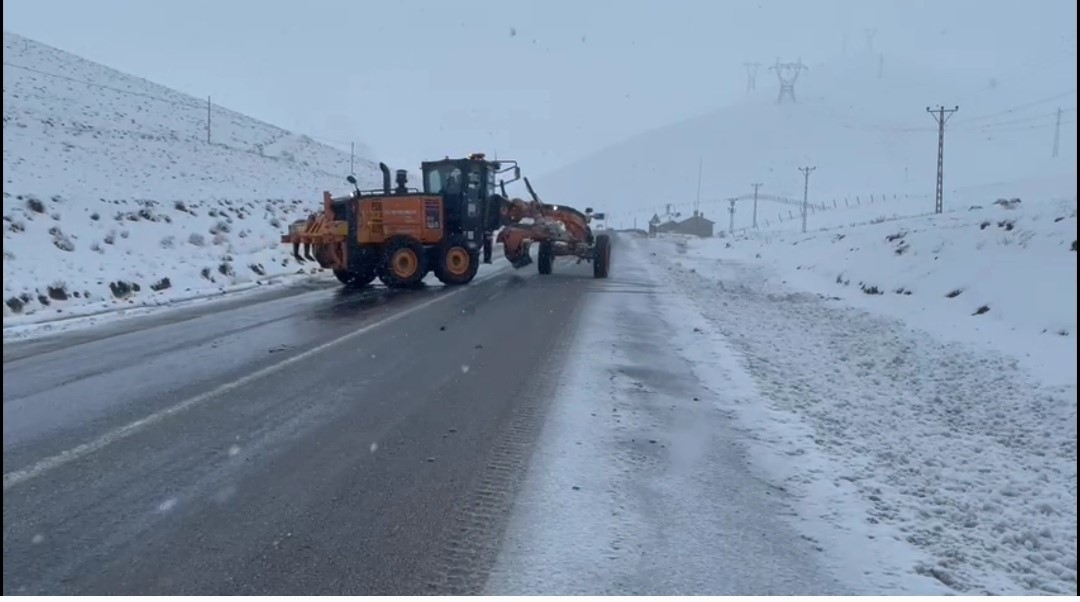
3, 193, 328, 325
489, 249, 867, 595
634, 222, 1077, 594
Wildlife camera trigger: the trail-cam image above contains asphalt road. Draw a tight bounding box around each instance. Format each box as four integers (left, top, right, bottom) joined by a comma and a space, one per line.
3, 256, 600, 594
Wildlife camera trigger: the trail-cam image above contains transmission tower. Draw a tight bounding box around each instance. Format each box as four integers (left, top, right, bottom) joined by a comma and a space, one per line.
926, 105, 959, 214
744, 62, 760, 93
799, 166, 816, 233
771, 59, 807, 104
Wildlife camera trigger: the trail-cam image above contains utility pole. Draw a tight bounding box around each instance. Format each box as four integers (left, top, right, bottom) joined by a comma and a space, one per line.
350, 142, 355, 175
926, 105, 959, 214
771, 59, 807, 104
744, 62, 760, 93
206, 96, 211, 144
878, 53, 884, 79
799, 166, 816, 233
695, 158, 703, 214
751, 182, 763, 229
727, 198, 737, 234
1053, 107, 1062, 158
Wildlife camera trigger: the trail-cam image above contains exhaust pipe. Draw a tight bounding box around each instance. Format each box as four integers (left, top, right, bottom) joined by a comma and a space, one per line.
379, 162, 391, 194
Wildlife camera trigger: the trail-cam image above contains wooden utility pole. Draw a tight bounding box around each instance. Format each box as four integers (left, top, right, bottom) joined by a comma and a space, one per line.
1052, 107, 1062, 158
751, 182, 763, 229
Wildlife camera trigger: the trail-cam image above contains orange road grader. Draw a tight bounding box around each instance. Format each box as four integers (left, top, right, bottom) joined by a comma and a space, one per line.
282, 153, 610, 288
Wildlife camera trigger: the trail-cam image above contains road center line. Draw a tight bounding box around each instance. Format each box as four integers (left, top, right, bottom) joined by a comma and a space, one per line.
3, 283, 478, 491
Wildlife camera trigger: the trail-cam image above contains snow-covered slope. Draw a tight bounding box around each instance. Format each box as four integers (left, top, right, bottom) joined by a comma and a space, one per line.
638, 194, 1077, 594
538, 53, 1077, 230
3, 31, 387, 322
664, 195, 1078, 383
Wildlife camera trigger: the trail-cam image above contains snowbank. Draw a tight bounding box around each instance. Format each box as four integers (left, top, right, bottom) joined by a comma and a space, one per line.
3, 31, 387, 324
637, 194, 1077, 594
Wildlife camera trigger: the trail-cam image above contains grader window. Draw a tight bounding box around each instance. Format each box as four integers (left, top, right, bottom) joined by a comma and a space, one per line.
425, 169, 444, 194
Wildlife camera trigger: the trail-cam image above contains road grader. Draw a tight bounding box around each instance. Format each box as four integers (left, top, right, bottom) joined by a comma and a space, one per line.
282, 153, 611, 287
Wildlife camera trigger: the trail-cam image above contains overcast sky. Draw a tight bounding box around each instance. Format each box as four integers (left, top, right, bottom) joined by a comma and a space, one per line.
4, 0, 1076, 175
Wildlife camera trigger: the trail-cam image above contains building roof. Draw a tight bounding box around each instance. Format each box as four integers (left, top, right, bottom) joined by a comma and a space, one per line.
679, 214, 714, 226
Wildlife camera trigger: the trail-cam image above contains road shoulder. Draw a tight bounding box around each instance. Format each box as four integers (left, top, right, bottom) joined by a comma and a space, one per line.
485, 235, 846, 595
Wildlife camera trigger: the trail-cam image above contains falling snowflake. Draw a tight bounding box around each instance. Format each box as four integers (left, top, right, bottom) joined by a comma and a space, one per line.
228, 444, 240, 456
31, 534, 44, 544
158, 497, 178, 513
370, 442, 378, 453
461, 364, 470, 373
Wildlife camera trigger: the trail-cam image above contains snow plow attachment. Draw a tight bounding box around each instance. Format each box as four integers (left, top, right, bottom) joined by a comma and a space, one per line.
280, 191, 349, 269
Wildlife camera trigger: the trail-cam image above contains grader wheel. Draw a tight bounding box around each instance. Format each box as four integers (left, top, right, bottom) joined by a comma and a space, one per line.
593, 234, 611, 278
334, 268, 377, 287
434, 236, 480, 285
380, 236, 427, 287
537, 241, 554, 275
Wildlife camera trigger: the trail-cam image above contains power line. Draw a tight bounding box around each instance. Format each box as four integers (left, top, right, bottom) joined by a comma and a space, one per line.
3, 61, 204, 109
954, 89, 1077, 124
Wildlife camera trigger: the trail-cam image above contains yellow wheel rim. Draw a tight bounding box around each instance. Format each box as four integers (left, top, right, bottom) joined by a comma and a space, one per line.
392, 249, 418, 278
446, 247, 470, 276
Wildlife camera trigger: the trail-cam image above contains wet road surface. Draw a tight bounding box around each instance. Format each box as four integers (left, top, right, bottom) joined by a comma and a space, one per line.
3, 258, 599, 594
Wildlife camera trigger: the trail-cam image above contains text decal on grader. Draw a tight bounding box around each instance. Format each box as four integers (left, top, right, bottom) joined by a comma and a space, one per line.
282, 153, 611, 288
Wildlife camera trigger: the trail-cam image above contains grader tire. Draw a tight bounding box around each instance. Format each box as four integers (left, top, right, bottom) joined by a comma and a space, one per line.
434, 236, 480, 286
593, 234, 611, 278
334, 269, 376, 287
537, 241, 554, 275
380, 236, 427, 288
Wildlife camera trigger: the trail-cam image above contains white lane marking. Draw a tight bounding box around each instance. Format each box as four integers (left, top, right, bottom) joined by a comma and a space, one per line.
3, 284, 478, 491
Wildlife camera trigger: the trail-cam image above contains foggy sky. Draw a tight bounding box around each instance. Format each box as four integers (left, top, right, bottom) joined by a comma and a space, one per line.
3, 0, 1076, 176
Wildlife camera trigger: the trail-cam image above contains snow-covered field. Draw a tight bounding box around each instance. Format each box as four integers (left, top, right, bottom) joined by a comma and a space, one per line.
637, 195, 1077, 594
688, 193, 1078, 383
3, 31, 388, 327
493, 197, 1076, 595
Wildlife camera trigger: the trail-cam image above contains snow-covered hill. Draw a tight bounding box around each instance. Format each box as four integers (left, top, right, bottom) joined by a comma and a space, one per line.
537, 53, 1077, 231
2, 31, 391, 322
